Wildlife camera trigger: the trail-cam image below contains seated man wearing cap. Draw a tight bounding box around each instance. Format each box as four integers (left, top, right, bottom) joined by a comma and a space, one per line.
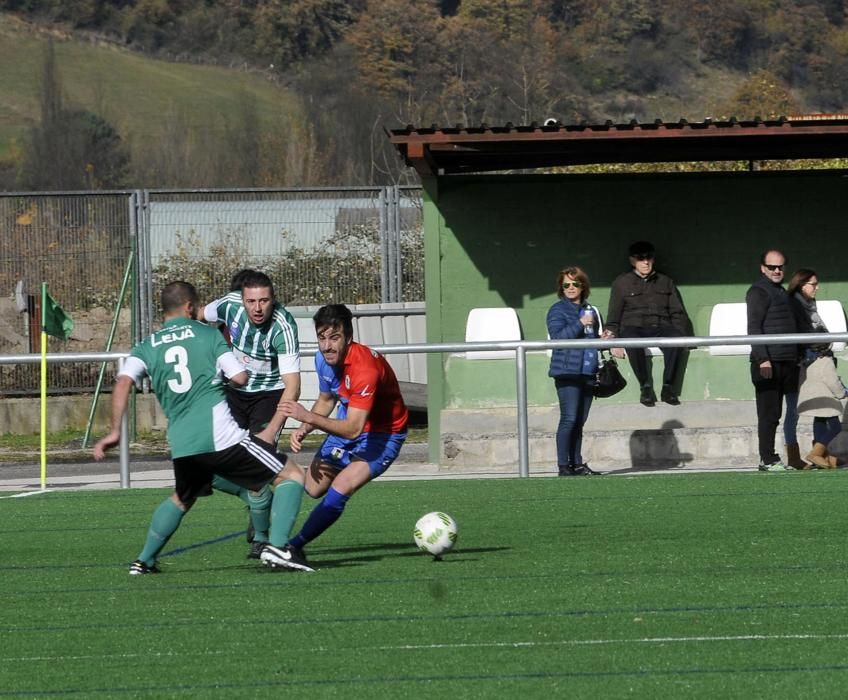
603, 240, 690, 406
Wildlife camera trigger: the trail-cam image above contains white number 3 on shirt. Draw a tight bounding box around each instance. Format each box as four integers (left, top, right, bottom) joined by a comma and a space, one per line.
165, 346, 193, 393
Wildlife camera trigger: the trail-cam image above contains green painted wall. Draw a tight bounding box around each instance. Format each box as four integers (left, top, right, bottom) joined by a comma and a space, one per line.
425, 170, 848, 414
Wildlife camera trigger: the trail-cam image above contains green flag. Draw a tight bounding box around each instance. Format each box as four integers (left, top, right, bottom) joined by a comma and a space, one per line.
42, 288, 74, 340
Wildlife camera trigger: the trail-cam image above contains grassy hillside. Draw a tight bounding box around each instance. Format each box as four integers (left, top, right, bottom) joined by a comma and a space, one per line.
0, 14, 300, 162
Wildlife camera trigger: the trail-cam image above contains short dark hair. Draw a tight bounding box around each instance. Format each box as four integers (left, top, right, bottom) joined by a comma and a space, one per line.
160, 281, 198, 313
629, 240, 655, 257
237, 270, 275, 298
229, 268, 255, 292
313, 303, 353, 338
760, 249, 786, 265
556, 266, 591, 301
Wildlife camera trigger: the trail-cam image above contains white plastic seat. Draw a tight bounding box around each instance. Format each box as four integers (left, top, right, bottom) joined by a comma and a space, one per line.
708, 300, 847, 355
708, 302, 750, 355
817, 300, 847, 352
465, 307, 521, 359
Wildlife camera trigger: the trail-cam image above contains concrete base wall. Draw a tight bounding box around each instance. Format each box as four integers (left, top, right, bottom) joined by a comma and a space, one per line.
439, 401, 848, 472
0, 394, 163, 435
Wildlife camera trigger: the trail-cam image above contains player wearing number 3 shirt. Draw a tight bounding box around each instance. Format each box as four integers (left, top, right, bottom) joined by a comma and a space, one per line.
93, 282, 306, 574
258, 303, 408, 571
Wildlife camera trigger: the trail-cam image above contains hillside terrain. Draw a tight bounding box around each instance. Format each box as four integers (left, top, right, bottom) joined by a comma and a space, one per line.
0, 14, 303, 188
2, 1, 847, 189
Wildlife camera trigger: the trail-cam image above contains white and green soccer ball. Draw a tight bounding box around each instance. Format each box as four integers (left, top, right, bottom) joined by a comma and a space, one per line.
413, 511, 458, 557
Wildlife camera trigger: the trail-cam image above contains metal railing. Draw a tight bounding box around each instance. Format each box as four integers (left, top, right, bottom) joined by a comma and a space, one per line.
2, 331, 845, 486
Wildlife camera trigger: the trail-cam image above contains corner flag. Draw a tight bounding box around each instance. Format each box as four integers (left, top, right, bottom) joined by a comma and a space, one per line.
42, 287, 74, 340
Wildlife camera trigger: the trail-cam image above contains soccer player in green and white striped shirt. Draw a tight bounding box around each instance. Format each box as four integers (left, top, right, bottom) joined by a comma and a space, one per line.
203, 270, 301, 555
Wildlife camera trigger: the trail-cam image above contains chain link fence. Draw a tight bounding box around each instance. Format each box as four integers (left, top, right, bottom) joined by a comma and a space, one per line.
0, 192, 134, 396
0, 187, 423, 396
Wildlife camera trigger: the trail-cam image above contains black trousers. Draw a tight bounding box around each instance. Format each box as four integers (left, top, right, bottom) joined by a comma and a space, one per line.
750, 360, 799, 464
620, 325, 685, 389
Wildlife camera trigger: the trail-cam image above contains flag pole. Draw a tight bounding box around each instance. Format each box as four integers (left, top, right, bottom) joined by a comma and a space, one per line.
40, 282, 48, 490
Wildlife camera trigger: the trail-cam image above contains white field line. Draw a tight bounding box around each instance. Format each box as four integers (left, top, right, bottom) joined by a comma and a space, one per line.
0, 489, 52, 499
4, 633, 848, 663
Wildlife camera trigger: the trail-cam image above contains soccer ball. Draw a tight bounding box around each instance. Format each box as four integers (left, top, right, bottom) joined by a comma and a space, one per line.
413, 511, 458, 557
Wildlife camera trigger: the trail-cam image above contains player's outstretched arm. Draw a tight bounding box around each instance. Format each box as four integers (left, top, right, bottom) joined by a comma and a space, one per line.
278, 400, 367, 441
93, 375, 134, 460
258, 390, 333, 447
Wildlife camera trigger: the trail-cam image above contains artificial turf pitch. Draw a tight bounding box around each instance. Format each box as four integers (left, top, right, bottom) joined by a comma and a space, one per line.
3, 471, 848, 698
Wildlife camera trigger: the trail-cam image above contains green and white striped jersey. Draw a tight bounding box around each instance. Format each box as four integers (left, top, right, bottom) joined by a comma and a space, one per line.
204, 293, 300, 393
121, 317, 247, 458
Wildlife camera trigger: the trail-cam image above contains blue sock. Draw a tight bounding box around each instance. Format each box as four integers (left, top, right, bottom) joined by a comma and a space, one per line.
289, 487, 349, 549
137, 498, 184, 566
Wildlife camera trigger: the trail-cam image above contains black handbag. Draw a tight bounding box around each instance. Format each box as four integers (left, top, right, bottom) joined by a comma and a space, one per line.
593, 352, 627, 398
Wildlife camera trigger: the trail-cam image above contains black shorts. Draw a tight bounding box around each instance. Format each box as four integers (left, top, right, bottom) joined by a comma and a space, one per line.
173, 435, 286, 505
225, 386, 283, 433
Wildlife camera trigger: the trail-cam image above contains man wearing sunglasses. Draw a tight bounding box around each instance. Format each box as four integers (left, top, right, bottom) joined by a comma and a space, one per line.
604, 240, 690, 407
746, 249, 799, 471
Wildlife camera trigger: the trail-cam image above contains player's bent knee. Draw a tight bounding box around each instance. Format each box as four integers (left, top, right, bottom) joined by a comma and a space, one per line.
304, 481, 327, 499
172, 492, 196, 512
248, 485, 272, 509
273, 461, 305, 486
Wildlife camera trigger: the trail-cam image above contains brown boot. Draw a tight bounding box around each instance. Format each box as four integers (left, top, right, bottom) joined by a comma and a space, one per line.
806, 442, 831, 469
785, 443, 807, 470
826, 454, 839, 469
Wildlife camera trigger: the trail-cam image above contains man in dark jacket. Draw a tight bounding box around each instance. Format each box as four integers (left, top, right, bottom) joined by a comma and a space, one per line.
605, 241, 690, 406
746, 248, 798, 471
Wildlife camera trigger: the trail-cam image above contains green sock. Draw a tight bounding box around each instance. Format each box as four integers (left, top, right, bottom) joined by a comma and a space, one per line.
269, 479, 304, 546
247, 485, 272, 543
212, 475, 251, 506
137, 498, 185, 566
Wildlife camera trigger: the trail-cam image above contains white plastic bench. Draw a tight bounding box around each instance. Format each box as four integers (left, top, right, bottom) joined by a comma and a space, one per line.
288, 302, 427, 402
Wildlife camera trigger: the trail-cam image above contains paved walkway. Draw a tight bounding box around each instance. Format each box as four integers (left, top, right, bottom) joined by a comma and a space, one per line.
0, 442, 763, 495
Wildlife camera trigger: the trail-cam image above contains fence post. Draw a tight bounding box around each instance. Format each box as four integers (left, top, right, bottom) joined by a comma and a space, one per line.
516, 346, 530, 477
138, 189, 153, 339
379, 187, 389, 303
393, 184, 402, 302
118, 357, 131, 488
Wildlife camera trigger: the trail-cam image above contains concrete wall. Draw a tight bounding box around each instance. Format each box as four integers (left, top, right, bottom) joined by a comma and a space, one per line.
438, 400, 848, 472
0, 394, 162, 435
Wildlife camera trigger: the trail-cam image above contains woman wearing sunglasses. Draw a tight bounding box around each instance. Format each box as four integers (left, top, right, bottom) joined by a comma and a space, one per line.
546, 266, 602, 476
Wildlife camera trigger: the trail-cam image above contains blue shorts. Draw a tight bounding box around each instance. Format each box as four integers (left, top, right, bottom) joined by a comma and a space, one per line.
318, 431, 407, 479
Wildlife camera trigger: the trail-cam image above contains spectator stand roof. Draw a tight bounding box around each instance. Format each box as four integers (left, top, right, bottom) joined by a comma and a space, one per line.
387, 115, 848, 176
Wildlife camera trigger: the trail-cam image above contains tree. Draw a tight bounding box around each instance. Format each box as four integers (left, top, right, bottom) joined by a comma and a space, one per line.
720, 69, 798, 120
18, 40, 130, 190
252, 0, 363, 67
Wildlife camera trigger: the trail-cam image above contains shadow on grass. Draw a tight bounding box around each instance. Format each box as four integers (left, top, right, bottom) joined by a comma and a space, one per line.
311, 545, 510, 569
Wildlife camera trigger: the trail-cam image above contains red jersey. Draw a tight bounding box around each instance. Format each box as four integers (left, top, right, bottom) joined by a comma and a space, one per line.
317, 341, 408, 434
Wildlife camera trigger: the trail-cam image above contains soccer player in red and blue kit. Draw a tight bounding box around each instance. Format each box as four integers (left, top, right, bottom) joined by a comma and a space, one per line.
259, 303, 408, 571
